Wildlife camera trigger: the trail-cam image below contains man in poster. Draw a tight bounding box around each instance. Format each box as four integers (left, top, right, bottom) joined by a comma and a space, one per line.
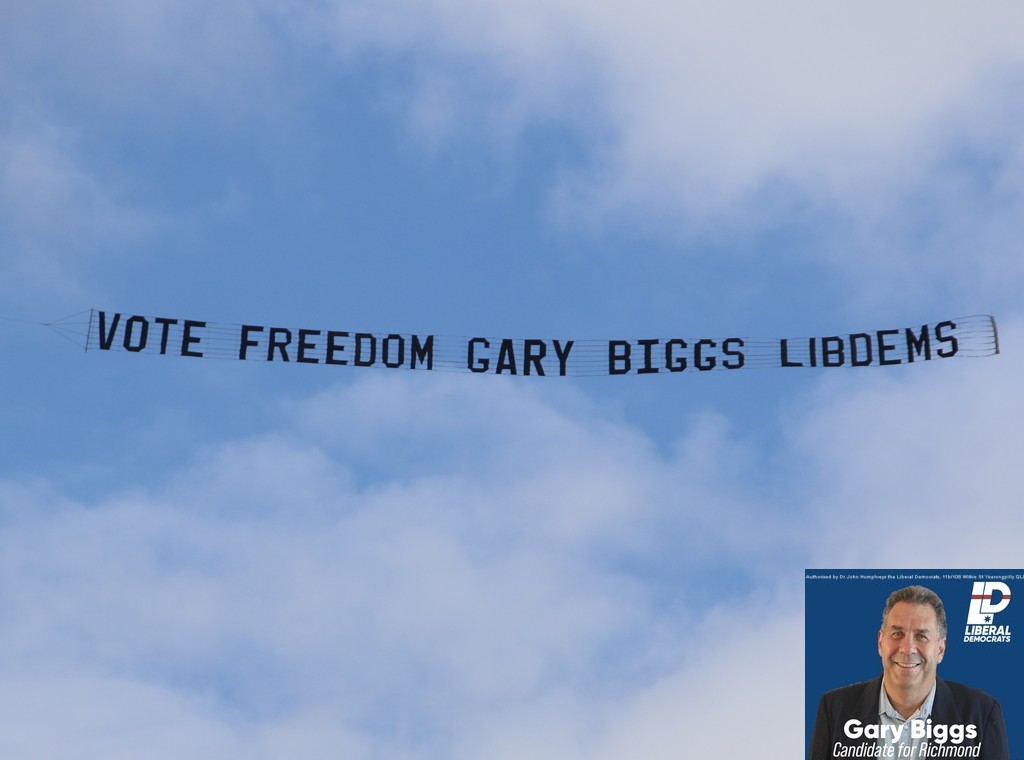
808, 585, 1009, 759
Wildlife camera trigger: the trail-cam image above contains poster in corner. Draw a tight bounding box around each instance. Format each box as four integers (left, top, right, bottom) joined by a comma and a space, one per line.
806, 570, 1019, 760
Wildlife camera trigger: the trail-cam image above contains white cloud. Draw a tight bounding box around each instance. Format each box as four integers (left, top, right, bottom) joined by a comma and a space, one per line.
589, 608, 804, 760
313, 1, 1024, 213
1, 333, 1017, 757
791, 316, 1024, 567
302, 0, 1024, 311
5, 1, 1023, 307
0, 676, 241, 760
447, 590, 803, 760
0, 373, 801, 757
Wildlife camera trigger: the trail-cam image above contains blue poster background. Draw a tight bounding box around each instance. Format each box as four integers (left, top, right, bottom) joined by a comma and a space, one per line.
805, 570, 1021, 757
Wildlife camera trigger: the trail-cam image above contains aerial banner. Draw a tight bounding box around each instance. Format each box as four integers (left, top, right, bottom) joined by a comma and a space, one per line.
69, 310, 1000, 377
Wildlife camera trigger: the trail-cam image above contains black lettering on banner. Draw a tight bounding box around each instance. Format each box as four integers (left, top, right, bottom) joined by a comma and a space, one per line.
326, 331, 349, 365
822, 336, 844, 367
780, 339, 802, 367
905, 325, 931, 362
523, 339, 546, 376
382, 334, 405, 369
155, 317, 178, 354
496, 339, 517, 375
468, 338, 489, 373
723, 338, 745, 369
935, 320, 958, 358
850, 333, 873, 366
123, 316, 149, 352
876, 329, 901, 366
83, 311, 992, 376
355, 333, 376, 367
411, 335, 433, 370
609, 340, 631, 375
695, 339, 717, 371
268, 327, 292, 362
240, 325, 264, 360
296, 329, 320, 364
552, 340, 573, 376
665, 339, 687, 372
181, 320, 205, 357
97, 311, 120, 352
637, 339, 659, 375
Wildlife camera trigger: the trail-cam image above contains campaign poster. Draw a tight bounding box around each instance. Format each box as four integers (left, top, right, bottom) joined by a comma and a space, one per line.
805, 570, 1019, 760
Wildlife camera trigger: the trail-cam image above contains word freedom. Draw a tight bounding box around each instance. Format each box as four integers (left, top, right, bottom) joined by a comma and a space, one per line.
86, 311, 999, 377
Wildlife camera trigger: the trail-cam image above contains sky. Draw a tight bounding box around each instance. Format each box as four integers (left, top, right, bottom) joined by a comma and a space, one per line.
1, 2, 1023, 757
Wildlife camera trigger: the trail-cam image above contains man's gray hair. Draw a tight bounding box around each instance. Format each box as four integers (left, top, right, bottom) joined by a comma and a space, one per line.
881, 585, 948, 639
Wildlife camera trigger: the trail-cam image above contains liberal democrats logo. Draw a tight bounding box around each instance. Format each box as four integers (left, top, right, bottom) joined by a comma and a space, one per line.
963, 582, 1012, 643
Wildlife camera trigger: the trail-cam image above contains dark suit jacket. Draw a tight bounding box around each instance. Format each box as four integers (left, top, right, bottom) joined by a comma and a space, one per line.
808, 675, 1009, 760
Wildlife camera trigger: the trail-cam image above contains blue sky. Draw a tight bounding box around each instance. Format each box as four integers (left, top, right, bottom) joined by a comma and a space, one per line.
2, 3, 1023, 757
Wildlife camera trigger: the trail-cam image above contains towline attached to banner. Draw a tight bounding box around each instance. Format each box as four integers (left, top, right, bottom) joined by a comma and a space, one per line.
51, 310, 1000, 377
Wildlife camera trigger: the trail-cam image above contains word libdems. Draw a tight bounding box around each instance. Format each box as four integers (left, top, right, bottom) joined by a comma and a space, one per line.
779, 323, 958, 368
85, 311, 999, 377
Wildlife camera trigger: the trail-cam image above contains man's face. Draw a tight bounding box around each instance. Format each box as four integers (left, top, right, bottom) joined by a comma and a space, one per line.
878, 601, 946, 695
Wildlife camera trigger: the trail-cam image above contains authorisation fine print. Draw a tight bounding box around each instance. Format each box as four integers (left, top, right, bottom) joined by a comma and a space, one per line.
806, 570, 1018, 760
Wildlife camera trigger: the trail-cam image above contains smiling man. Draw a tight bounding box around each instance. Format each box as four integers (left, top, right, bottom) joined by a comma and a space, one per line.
808, 586, 1009, 760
